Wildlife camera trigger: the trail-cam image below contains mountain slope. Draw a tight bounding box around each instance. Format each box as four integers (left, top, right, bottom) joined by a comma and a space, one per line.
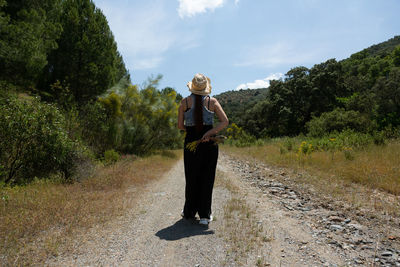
215, 35, 400, 132
215, 88, 269, 125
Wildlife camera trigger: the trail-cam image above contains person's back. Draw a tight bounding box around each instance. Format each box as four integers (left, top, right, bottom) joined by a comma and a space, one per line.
177, 73, 229, 225
183, 94, 214, 127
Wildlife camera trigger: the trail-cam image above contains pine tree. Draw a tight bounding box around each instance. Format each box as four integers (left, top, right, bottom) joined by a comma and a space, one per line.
40, 0, 128, 103
0, 0, 62, 88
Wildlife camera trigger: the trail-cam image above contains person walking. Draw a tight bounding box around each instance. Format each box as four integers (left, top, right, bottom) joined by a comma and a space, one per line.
177, 73, 229, 225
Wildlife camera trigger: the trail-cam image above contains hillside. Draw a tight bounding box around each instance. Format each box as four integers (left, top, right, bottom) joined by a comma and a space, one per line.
215, 35, 400, 136
214, 87, 269, 125
349, 35, 400, 59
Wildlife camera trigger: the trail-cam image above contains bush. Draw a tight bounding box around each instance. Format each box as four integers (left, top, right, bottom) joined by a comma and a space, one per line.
79, 101, 111, 154
103, 149, 120, 165
306, 129, 379, 151
98, 80, 182, 156
307, 108, 376, 137
0, 94, 78, 184
225, 123, 256, 147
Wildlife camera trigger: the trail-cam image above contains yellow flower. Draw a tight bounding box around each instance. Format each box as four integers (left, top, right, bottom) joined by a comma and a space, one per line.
186, 140, 200, 152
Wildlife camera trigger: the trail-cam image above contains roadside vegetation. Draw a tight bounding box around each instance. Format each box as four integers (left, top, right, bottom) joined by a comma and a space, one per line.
1, 0, 183, 264
0, 151, 180, 266
223, 130, 400, 194
221, 122, 400, 217
0, 0, 183, 186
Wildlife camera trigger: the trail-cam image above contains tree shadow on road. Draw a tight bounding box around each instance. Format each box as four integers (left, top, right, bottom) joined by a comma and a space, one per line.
155, 219, 214, 241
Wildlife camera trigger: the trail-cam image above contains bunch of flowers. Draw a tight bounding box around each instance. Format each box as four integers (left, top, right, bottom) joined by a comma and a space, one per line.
185, 135, 227, 153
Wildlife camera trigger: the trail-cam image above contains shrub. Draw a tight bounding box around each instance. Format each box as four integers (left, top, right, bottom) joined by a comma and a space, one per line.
79, 101, 111, 154
297, 141, 314, 155
381, 125, 400, 139
0, 94, 78, 184
372, 131, 386, 146
103, 149, 120, 165
306, 129, 380, 152
225, 123, 257, 147
98, 81, 182, 156
283, 138, 295, 151
343, 147, 355, 160
307, 108, 376, 137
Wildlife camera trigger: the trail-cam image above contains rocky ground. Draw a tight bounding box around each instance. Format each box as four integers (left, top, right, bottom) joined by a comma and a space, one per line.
222, 153, 400, 266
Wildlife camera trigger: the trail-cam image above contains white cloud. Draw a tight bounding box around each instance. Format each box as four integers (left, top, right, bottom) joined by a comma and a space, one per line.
235, 73, 284, 90
95, 1, 177, 70
133, 57, 164, 70
95, 0, 204, 70
178, 0, 225, 18
234, 42, 322, 68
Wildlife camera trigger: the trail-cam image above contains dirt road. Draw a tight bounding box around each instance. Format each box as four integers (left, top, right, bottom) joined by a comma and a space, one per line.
46, 153, 399, 266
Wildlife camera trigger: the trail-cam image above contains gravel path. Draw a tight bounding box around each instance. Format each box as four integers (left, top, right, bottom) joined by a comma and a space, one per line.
46, 152, 399, 266
46, 159, 230, 267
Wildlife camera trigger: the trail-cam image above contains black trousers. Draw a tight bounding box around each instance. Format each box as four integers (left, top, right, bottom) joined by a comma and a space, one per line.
183, 126, 218, 219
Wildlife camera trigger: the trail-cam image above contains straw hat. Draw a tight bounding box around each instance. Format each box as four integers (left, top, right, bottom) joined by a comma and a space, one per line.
187, 73, 212, 96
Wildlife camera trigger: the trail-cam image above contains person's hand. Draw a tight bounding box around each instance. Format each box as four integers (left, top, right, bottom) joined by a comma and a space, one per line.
200, 130, 214, 142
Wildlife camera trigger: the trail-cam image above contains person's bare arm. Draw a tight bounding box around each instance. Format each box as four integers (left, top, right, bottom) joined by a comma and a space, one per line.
178, 98, 186, 131
201, 98, 229, 142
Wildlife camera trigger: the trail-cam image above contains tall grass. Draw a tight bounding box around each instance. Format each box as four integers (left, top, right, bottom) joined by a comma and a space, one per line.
222, 134, 400, 220
223, 139, 400, 195
0, 151, 180, 266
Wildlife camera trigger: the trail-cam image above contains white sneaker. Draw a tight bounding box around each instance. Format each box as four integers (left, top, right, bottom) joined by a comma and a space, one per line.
199, 215, 213, 225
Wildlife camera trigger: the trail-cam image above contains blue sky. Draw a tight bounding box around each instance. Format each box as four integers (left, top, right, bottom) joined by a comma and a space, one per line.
93, 0, 400, 96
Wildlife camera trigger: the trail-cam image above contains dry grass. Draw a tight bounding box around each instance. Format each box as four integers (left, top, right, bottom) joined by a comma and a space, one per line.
0, 151, 181, 266
216, 170, 270, 266
223, 141, 400, 193
222, 140, 400, 215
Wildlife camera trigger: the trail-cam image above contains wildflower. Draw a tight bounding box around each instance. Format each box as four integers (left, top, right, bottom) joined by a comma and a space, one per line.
185, 135, 227, 153
186, 140, 200, 152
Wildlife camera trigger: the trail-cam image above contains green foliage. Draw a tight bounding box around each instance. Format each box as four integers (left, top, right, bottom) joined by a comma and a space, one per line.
307, 130, 380, 151
297, 141, 314, 155
0, 0, 184, 185
238, 59, 346, 137
225, 123, 256, 147
215, 88, 269, 126
79, 100, 110, 154
0, 94, 78, 184
393, 46, 400, 67
215, 37, 400, 138
98, 76, 182, 155
0, 0, 62, 87
343, 147, 354, 160
103, 149, 120, 165
265, 129, 389, 164
279, 137, 295, 154
372, 67, 400, 128
1, 0, 128, 102
306, 108, 376, 137
38, 0, 128, 103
